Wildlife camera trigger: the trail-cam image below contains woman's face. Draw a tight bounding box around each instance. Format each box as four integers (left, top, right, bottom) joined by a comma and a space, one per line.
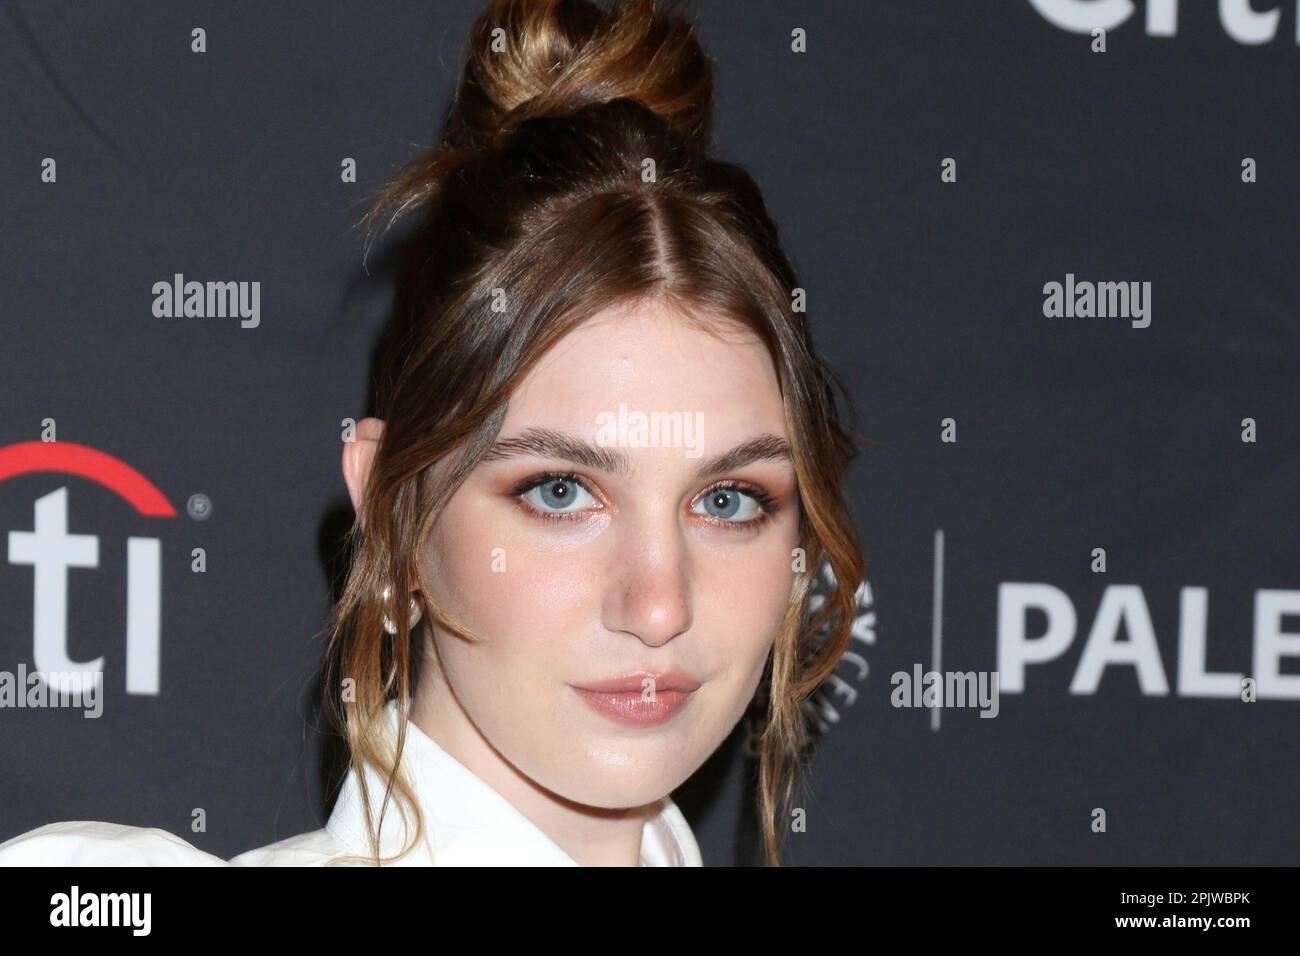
419, 297, 800, 809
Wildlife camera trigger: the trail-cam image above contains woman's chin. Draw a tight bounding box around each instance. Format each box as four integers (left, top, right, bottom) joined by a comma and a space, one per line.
541, 754, 694, 811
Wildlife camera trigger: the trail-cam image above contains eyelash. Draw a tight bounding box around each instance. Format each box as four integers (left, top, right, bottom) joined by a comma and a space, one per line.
508, 470, 780, 532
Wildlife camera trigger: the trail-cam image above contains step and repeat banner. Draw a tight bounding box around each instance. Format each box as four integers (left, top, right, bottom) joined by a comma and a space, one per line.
1, 1, 1296, 865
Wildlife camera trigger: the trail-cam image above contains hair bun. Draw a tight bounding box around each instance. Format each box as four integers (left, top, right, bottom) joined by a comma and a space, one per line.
446, 0, 713, 153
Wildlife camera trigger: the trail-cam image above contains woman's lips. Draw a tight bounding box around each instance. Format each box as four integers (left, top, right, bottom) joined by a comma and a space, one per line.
571, 686, 696, 727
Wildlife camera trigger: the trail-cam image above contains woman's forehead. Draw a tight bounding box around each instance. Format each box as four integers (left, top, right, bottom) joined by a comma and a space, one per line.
508, 308, 780, 411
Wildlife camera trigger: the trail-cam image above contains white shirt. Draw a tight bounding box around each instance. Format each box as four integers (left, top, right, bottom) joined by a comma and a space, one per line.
0, 699, 703, 867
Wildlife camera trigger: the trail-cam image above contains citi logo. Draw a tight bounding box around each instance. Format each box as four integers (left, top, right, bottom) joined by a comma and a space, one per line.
1029, 0, 1300, 45
1, 441, 176, 697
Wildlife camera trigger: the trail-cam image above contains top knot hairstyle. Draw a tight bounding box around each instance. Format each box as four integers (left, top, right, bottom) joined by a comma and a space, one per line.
325, 0, 867, 867
448, 0, 713, 151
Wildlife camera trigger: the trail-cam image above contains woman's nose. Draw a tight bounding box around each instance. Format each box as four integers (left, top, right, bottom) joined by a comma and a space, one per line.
599, 516, 692, 647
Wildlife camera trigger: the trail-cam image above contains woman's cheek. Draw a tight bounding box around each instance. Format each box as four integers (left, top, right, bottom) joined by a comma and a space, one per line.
700, 539, 793, 687
708, 529, 795, 611
443, 535, 598, 646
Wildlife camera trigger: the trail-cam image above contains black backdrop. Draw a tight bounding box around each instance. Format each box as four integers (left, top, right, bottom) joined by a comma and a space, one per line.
1, 1, 1296, 865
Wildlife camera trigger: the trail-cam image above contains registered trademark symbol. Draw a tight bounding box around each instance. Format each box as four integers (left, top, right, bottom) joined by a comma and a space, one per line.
186, 493, 212, 521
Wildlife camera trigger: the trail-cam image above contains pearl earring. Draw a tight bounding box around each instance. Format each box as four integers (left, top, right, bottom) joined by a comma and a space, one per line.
381, 584, 422, 635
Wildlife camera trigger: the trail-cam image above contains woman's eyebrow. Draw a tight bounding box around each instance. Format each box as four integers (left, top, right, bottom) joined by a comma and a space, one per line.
481, 427, 792, 479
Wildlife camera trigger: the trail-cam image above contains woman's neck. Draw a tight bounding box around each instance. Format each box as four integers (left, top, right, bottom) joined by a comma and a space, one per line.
409, 676, 657, 866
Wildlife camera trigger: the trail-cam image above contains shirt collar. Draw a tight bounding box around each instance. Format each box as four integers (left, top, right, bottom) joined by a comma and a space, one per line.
325, 698, 703, 866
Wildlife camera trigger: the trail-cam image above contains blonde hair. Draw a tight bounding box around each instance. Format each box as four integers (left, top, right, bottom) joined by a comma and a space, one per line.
320, 0, 866, 867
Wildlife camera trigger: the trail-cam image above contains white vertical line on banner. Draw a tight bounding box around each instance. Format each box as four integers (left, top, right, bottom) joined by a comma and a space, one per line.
931, 529, 944, 732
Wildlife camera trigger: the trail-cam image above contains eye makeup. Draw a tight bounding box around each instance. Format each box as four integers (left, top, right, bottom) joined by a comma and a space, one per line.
506, 470, 781, 532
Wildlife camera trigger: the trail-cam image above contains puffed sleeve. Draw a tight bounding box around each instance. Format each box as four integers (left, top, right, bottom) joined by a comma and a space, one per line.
0, 821, 229, 866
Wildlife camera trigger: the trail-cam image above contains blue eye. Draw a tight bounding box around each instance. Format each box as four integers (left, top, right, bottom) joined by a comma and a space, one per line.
519, 475, 600, 514
509, 472, 778, 530
690, 485, 764, 523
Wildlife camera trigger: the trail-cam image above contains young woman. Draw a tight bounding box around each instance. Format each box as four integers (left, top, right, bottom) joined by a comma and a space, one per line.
0, 0, 864, 867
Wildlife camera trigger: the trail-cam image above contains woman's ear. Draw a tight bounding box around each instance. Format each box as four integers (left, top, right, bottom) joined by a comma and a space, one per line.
342, 417, 386, 516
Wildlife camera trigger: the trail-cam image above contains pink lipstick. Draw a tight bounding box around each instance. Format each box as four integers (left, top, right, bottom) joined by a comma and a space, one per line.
571, 670, 701, 727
